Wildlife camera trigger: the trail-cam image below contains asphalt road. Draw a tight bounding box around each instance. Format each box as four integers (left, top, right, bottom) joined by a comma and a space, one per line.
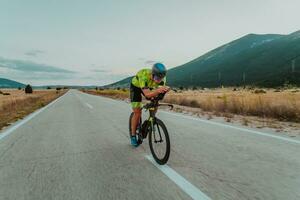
0, 90, 299, 200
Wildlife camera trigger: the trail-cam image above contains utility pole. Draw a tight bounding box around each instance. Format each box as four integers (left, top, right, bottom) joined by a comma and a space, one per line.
292, 59, 295, 73
292, 59, 296, 83
218, 71, 221, 88
190, 74, 194, 90
243, 72, 246, 88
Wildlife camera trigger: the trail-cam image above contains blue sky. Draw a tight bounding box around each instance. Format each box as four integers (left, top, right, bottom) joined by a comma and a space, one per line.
0, 0, 299, 85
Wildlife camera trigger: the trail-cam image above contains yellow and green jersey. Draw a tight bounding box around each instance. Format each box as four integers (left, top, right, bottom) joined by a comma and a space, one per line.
131, 69, 166, 89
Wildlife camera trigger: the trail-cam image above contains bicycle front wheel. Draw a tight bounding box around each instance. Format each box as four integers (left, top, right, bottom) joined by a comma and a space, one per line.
148, 118, 170, 165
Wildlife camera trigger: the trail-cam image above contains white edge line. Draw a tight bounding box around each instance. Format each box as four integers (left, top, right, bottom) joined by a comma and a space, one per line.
79, 90, 300, 144
145, 155, 211, 200
162, 111, 300, 145
0, 91, 68, 141
85, 103, 93, 109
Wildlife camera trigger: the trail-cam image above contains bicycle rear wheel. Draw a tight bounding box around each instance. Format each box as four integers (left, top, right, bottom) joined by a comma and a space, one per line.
148, 118, 170, 165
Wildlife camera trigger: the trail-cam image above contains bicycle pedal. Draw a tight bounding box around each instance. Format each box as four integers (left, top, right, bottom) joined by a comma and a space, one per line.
137, 139, 143, 144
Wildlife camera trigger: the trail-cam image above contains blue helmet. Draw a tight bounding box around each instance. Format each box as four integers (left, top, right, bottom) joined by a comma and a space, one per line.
152, 63, 167, 79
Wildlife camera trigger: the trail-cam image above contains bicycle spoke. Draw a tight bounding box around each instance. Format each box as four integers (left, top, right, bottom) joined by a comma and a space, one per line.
156, 123, 163, 142
152, 123, 158, 142
150, 121, 169, 162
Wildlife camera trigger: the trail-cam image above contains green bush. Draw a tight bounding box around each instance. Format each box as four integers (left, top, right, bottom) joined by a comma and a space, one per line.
25, 84, 33, 94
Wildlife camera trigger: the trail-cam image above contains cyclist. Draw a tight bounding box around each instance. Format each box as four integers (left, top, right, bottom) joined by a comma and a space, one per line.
130, 63, 170, 147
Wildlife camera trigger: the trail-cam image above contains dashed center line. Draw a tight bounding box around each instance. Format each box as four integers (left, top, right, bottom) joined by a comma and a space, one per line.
85, 103, 93, 109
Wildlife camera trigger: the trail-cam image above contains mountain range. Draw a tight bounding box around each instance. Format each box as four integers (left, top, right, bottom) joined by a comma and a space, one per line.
2, 30, 300, 89
108, 30, 300, 88
0, 78, 25, 88
0, 78, 97, 89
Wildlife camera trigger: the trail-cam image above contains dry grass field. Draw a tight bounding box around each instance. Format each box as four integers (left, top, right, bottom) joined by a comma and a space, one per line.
0, 89, 67, 130
83, 89, 129, 99
83, 88, 300, 123
163, 88, 300, 123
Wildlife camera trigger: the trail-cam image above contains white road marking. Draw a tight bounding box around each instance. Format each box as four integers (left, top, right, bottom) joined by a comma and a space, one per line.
79, 91, 300, 144
162, 111, 300, 145
145, 155, 211, 200
74, 92, 94, 110
85, 103, 93, 109
0, 91, 67, 141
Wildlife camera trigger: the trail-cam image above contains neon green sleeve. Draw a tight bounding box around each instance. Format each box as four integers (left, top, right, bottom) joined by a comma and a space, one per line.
139, 76, 147, 88
137, 69, 150, 88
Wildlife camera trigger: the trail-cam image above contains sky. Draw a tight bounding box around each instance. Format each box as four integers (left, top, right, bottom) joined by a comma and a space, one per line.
0, 0, 299, 86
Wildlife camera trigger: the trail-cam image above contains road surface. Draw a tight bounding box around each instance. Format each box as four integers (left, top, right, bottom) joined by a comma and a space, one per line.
0, 90, 299, 200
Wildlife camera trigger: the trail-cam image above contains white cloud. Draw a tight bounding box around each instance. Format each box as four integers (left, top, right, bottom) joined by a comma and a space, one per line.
0, 57, 75, 73
24, 49, 45, 57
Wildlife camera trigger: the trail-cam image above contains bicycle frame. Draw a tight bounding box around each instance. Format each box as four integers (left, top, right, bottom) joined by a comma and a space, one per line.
146, 107, 157, 140
139, 100, 173, 141
130, 97, 173, 164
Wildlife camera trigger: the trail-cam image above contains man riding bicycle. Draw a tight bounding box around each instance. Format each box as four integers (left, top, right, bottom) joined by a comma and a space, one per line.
130, 63, 170, 147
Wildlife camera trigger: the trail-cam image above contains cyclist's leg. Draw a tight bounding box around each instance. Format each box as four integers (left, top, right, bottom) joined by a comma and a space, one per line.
130, 84, 143, 136
131, 107, 142, 136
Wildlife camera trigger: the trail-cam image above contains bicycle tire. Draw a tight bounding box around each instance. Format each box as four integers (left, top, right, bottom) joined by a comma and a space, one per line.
148, 118, 170, 165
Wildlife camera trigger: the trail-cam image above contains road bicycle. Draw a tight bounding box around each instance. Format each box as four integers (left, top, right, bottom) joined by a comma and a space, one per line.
129, 94, 173, 165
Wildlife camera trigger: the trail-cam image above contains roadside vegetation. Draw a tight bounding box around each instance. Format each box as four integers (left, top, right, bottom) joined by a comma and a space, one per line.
82, 88, 129, 99
163, 88, 300, 123
82, 87, 300, 123
0, 89, 67, 130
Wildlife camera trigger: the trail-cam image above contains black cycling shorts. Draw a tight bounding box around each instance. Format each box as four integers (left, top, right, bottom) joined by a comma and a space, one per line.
130, 83, 144, 103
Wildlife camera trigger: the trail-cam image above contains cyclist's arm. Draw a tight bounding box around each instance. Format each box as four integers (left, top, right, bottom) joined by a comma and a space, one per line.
139, 74, 169, 98
138, 76, 162, 98
142, 87, 169, 99
142, 88, 161, 99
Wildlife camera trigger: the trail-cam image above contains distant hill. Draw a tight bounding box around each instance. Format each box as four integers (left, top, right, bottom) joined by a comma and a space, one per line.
108, 30, 300, 88
104, 76, 133, 88
0, 78, 25, 88
0, 78, 102, 89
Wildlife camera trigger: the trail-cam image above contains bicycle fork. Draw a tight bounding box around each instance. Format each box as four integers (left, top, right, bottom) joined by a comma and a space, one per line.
150, 117, 163, 143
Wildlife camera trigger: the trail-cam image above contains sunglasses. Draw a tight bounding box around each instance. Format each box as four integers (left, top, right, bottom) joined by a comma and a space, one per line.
153, 74, 164, 82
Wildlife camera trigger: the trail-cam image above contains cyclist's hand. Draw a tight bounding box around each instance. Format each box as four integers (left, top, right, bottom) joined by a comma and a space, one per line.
164, 86, 171, 92
156, 87, 163, 94
157, 86, 170, 93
